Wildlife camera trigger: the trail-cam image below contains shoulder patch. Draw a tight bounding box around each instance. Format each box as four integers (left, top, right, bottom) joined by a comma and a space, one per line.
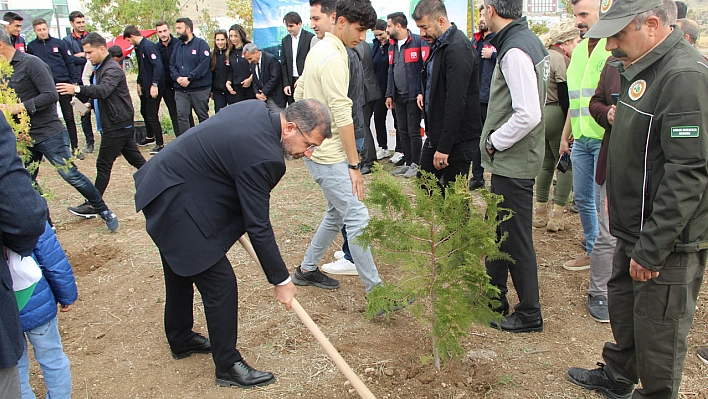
204, 50, 210, 56
601, 0, 613, 14
151, 53, 157, 59
671, 126, 699, 138
628, 79, 646, 101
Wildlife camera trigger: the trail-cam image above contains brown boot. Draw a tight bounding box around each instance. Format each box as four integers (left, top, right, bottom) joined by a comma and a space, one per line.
546, 205, 565, 232
532, 202, 548, 228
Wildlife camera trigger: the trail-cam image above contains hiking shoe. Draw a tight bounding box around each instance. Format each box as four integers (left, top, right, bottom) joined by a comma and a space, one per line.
698, 348, 708, 365
150, 145, 164, 155
389, 152, 403, 164
392, 164, 409, 176
567, 363, 633, 399
137, 136, 155, 146
588, 295, 609, 323
403, 163, 419, 178
67, 201, 99, 219
376, 148, 391, 160
321, 258, 358, 276
533, 205, 548, 228
100, 210, 119, 232
84, 143, 94, 154
563, 253, 591, 271
292, 266, 340, 289
334, 250, 345, 260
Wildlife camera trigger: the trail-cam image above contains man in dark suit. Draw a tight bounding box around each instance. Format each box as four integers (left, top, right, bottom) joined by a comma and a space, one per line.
280, 12, 315, 105
0, 112, 48, 398
243, 43, 287, 113
133, 99, 331, 389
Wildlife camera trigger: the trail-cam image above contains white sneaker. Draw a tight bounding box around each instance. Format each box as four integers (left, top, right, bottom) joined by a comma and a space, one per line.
389, 152, 404, 164
403, 163, 419, 178
334, 250, 345, 260
321, 258, 358, 275
392, 164, 409, 176
376, 148, 391, 160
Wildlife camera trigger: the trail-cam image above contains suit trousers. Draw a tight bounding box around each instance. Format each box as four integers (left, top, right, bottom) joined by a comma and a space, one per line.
485, 174, 541, 319
161, 254, 242, 372
95, 127, 146, 195
58, 94, 79, 151
141, 93, 163, 146
602, 240, 705, 399
360, 100, 377, 168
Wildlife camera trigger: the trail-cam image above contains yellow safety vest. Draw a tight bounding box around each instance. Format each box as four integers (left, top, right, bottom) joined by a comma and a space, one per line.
567, 38, 611, 140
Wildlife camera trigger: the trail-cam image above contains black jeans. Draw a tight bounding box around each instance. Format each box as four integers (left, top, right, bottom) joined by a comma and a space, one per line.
360, 99, 377, 168
141, 93, 163, 145
95, 127, 146, 195
486, 174, 541, 320
471, 103, 488, 182
162, 254, 242, 372
419, 138, 475, 189
395, 98, 422, 166
58, 93, 79, 151
212, 91, 236, 113
373, 95, 389, 149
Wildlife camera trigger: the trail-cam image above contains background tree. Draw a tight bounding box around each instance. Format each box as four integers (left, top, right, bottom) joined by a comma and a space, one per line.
198, 8, 220, 47
359, 168, 508, 370
226, 0, 253, 36
84, 0, 180, 36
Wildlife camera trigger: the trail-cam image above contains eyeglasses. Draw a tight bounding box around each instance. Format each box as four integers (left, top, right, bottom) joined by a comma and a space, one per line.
295, 125, 318, 152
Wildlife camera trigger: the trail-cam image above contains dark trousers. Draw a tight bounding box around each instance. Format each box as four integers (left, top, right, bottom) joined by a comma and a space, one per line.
285, 77, 298, 104
471, 103, 488, 182
141, 93, 163, 146
95, 127, 146, 195
175, 88, 210, 136
27, 131, 107, 213
395, 98, 422, 166
212, 91, 236, 113
601, 240, 705, 398
161, 87, 189, 136
161, 254, 242, 372
486, 174, 541, 319
230, 83, 251, 104
373, 95, 389, 149
419, 138, 475, 189
360, 99, 377, 168
58, 93, 79, 151
76, 86, 95, 146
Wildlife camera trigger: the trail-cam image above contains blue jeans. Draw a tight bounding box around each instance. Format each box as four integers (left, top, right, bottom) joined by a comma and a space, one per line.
570, 137, 602, 254
18, 316, 72, 399
302, 159, 382, 292
28, 132, 108, 213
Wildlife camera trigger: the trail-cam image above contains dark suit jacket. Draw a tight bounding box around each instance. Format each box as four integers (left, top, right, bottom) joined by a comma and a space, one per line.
251, 51, 286, 108
0, 113, 47, 368
133, 101, 290, 285
281, 30, 315, 90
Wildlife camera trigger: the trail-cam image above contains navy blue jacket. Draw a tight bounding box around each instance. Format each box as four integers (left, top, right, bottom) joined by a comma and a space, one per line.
372, 39, 390, 94
136, 37, 164, 91
472, 31, 497, 104
0, 113, 47, 368
169, 35, 212, 91
386, 31, 429, 102
20, 223, 78, 332
27, 36, 79, 84
62, 31, 89, 69
158, 36, 179, 89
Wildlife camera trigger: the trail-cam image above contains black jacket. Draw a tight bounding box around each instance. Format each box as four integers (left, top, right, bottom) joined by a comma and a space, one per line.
169, 35, 212, 91
27, 36, 79, 84
157, 36, 179, 89
211, 49, 230, 93
421, 25, 482, 154
281, 29, 315, 90
134, 100, 290, 284
472, 31, 496, 104
0, 113, 47, 368
371, 39, 390, 94
251, 51, 286, 108
228, 47, 252, 86
81, 55, 134, 132
136, 37, 164, 92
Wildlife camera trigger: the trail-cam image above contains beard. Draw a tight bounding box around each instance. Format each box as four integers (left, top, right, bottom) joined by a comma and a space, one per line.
478, 22, 487, 32
611, 49, 628, 58
578, 23, 588, 38
178, 32, 189, 41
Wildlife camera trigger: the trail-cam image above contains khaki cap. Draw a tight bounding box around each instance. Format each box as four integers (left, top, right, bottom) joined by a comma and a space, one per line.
585, 0, 663, 38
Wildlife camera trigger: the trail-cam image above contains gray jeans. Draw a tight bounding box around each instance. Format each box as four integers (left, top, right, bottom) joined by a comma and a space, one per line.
589, 182, 615, 297
0, 366, 21, 399
301, 159, 382, 292
174, 87, 210, 136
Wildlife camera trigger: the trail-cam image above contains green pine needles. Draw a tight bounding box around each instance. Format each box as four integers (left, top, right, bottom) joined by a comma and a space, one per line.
357, 165, 511, 370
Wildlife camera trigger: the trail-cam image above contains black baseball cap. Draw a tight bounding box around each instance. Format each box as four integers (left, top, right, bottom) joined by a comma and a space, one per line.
585, 0, 663, 38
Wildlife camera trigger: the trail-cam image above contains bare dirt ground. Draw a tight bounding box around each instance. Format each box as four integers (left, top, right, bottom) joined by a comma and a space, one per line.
23, 85, 708, 397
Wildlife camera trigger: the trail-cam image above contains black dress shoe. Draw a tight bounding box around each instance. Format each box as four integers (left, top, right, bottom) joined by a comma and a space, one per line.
469, 179, 485, 191
170, 333, 212, 359
490, 313, 543, 333
216, 360, 276, 388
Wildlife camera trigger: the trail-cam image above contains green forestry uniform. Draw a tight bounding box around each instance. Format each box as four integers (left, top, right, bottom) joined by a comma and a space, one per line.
603, 27, 708, 398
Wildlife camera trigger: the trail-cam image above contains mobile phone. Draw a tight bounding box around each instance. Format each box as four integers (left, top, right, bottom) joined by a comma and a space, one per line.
556, 152, 570, 173
611, 93, 619, 105
71, 97, 88, 114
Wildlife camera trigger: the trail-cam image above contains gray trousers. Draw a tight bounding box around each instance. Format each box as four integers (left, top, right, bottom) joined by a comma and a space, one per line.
0, 366, 21, 399
175, 87, 210, 136
589, 182, 615, 297
265, 98, 284, 114
602, 239, 705, 399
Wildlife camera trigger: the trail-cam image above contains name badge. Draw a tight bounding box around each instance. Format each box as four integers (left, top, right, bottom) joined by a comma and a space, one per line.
52, 47, 59, 53
671, 126, 700, 138
192, 49, 197, 55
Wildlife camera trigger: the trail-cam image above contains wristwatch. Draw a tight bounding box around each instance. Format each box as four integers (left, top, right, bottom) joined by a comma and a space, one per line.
74, 85, 81, 94
485, 136, 496, 154
348, 163, 360, 170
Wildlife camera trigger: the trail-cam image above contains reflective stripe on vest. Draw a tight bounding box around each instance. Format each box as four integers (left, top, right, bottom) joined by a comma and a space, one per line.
567, 38, 611, 140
